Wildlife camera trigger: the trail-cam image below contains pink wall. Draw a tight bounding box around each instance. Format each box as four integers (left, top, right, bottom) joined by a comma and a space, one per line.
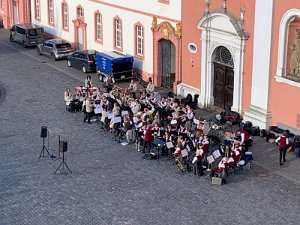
181, 0, 255, 111
269, 0, 300, 130
0, 0, 31, 28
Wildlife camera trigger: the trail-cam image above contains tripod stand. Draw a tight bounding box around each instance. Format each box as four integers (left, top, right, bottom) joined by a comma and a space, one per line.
55, 140, 72, 174
39, 137, 51, 159
55, 150, 72, 174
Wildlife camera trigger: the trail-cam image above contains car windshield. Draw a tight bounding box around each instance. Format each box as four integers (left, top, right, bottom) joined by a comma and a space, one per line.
28, 28, 44, 36
88, 54, 96, 61
56, 43, 72, 49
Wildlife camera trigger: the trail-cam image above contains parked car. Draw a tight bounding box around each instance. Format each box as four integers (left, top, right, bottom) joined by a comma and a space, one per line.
9, 24, 44, 47
36, 39, 74, 61
67, 50, 97, 73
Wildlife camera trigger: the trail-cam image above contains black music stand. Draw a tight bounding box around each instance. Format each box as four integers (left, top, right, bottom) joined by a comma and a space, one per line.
39, 126, 51, 160
55, 140, 72, 174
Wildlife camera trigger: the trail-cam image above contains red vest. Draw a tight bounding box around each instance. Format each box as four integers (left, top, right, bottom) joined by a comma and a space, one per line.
144, 129, 153, 142
278, 136, 287, 148
240, 130, 250, 141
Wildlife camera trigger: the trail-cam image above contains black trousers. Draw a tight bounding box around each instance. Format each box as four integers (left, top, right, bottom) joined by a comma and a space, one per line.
143, 141, 152, 153
194, 159, 204, 176
84, 112, 92, 123
279, 147, 287, 164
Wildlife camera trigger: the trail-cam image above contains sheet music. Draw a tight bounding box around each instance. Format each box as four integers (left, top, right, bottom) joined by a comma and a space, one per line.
166, 142, 174, 149
212, 150, 221, 159
121, 111, 129, 116
107, 113, 114, 119
94, 105, 102, 114
181, 149, 188, 157
114, 116, 122, 123
207, 155, 215, 164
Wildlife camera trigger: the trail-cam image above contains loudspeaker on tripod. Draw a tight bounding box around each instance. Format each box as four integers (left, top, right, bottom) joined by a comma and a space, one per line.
41, 126, 47, 138
59, 140, 68, 152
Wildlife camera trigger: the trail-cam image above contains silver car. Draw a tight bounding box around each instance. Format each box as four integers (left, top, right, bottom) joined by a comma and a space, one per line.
36, 39, 74, 61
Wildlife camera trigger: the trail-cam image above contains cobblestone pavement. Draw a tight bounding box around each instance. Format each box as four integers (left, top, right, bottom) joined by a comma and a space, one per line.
0, 29, 300, 225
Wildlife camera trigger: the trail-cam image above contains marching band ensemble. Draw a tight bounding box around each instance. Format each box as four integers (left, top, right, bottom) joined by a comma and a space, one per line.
64, 76, 253, 178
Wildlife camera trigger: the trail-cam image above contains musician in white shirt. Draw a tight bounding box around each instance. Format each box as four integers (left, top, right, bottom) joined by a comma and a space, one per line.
146, 80, 155, 93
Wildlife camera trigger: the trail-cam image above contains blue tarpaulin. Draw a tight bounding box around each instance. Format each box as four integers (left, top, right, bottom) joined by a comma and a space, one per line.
96, 51, 134, 74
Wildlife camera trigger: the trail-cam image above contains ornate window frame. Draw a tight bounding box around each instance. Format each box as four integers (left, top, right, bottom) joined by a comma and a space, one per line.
76, 4, 84, 19
276, 9, 300, 88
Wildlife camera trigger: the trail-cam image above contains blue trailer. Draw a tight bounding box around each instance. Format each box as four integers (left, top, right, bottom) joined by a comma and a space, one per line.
96, 51, 134, 81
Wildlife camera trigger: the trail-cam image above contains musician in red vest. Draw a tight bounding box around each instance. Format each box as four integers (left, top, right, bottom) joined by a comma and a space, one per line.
142, 124, 153, 154
238, 129, 252, 151
275, 132, 289, 166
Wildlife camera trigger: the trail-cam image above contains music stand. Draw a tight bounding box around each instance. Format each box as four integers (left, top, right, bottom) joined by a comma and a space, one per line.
39, 126, 51, 160
55, 140, 72, 174
204, 155, 215, 181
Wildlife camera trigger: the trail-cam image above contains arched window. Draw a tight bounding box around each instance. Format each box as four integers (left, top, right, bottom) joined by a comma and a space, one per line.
62, 1, 69, 31
212, 46, 234, 68
35, 0, 41, 20
134, 23, 144, 58
113, 16, 123, 51
48, 0, 54, 25
94, 11, 103, 44
77, 5, 84, 19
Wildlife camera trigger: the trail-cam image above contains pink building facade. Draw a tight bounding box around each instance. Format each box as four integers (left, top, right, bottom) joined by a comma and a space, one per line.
180, 0, 300, 132
0, 0, 31, 28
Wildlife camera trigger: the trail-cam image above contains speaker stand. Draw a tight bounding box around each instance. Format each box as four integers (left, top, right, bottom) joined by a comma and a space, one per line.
55, 151, 72, 174
39, 137, 51, 159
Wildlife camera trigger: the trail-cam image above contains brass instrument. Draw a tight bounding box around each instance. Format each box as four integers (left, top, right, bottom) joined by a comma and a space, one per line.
174, 156, 187, 172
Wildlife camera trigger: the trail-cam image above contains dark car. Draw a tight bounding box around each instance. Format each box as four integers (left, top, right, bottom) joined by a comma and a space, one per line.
67, 50, 97, 73
10, 24, 44, 47
36, 39, 74, 61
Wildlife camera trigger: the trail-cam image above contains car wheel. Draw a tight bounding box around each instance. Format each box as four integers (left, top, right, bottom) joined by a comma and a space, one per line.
36, 48, 41, 55
51, 53, 57, 61
67, 60, 72, 67
22, 41, 26, 48
9, 36, 14, 42
82, 65, 87, 73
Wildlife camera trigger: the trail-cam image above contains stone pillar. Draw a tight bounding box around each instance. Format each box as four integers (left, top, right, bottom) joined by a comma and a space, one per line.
243, 0, 274, 129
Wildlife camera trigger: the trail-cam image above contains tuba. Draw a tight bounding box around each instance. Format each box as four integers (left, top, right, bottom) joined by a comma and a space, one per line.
174, 156, 186, 172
